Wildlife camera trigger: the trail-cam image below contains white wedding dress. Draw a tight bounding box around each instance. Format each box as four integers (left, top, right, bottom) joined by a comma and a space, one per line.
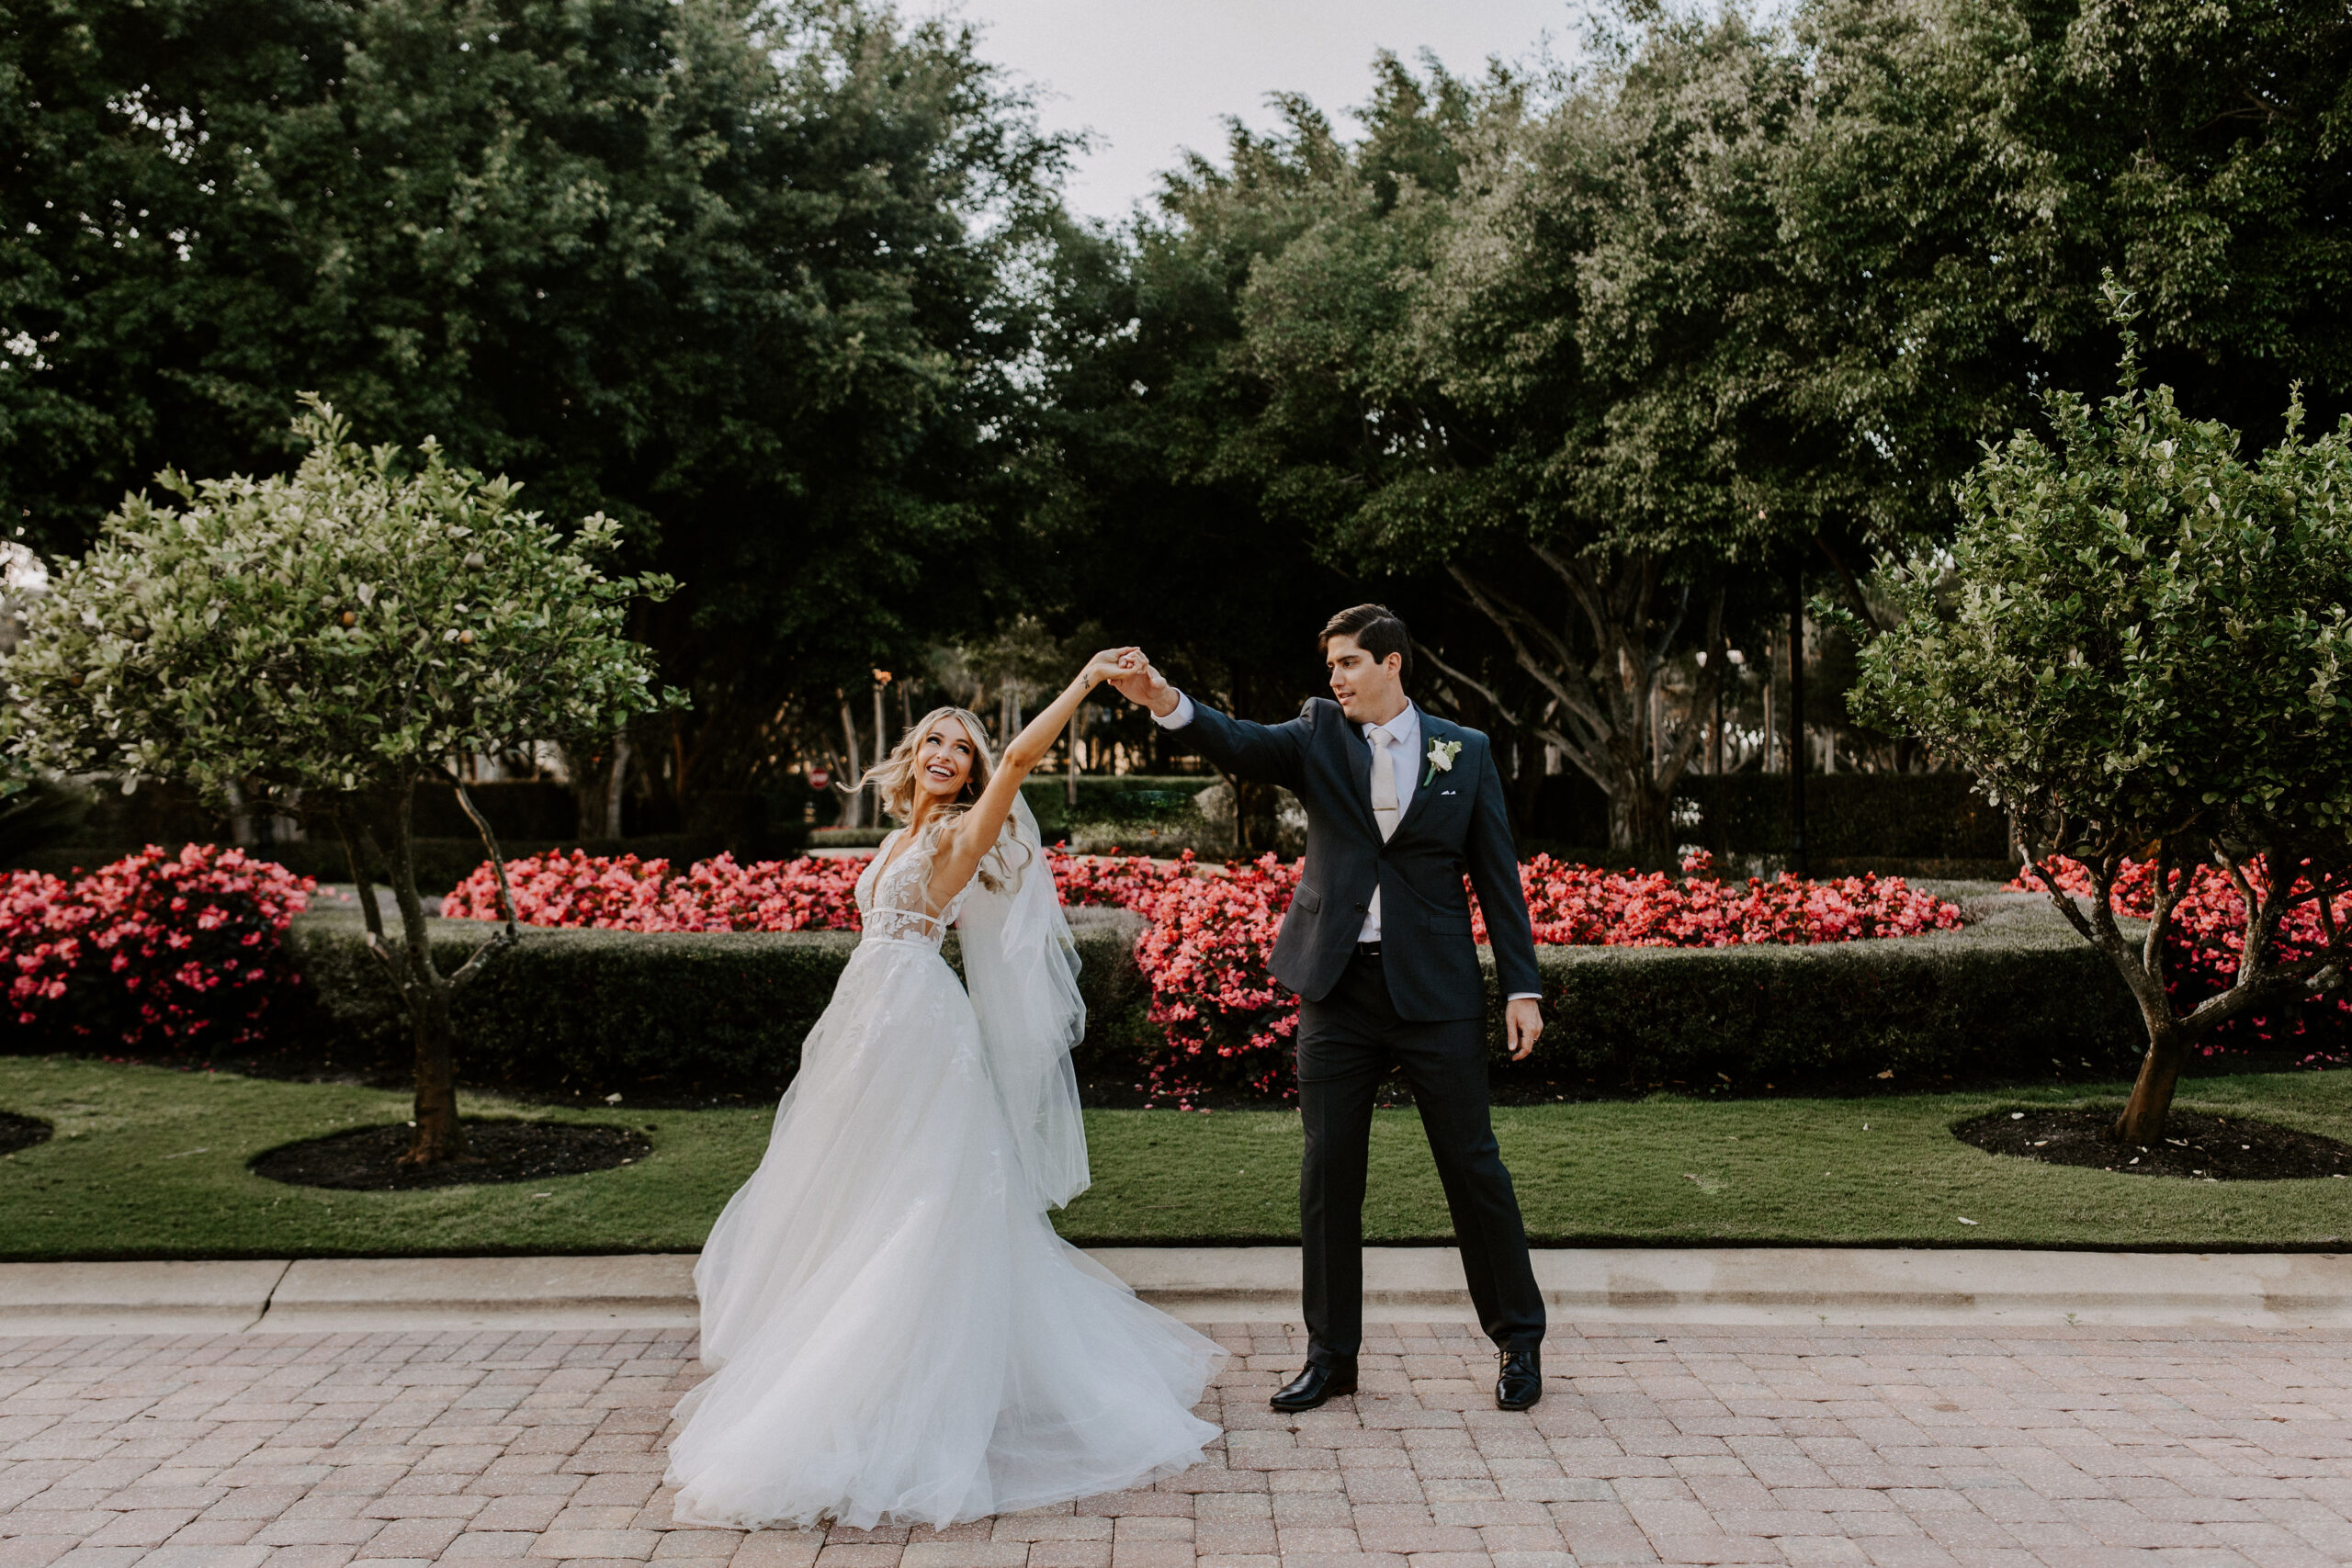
666, 814, 1225, 1531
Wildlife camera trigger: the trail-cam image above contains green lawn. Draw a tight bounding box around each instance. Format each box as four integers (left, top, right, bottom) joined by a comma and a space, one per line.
3, 1055, 2351, 1259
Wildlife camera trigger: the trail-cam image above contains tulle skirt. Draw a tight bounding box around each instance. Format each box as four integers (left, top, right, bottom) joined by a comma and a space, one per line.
666, 937, 1225, 1530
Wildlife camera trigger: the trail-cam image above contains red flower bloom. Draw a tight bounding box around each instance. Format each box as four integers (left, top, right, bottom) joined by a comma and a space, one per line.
1, 844, 313, 1048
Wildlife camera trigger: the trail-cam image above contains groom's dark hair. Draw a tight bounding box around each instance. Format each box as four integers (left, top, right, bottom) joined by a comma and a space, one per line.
1319, 604, 1413, 687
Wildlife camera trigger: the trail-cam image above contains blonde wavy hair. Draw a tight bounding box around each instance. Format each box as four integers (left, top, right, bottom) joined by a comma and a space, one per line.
859, 705, 1031, 893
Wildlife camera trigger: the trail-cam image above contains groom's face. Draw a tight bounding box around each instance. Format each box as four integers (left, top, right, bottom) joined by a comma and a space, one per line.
1326, 635, 1406, 725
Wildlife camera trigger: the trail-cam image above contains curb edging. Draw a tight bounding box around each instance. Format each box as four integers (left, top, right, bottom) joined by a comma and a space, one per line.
5, 1246, 2350, 1336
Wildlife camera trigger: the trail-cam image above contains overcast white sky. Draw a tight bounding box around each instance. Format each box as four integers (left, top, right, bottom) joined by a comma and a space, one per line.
938, 1, 1587, 220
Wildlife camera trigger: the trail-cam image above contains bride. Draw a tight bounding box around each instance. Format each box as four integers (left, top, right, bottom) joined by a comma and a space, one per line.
666, 648, 1225, 1531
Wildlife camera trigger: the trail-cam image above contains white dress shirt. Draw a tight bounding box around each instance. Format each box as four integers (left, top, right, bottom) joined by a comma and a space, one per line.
1154, 692, 1537, 1002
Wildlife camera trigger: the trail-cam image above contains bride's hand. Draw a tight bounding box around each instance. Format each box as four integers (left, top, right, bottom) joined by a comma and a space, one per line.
1079, 647, 1143, 686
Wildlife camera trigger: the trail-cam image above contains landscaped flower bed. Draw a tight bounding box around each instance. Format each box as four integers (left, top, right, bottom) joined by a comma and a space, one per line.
445, 845, 1962, 1102
446, 847, 865, 933
1510, 851, 1962, 945
1, 844, 314, 1049
0, 839, 1996, 1101
2012, 856, 2352, 1060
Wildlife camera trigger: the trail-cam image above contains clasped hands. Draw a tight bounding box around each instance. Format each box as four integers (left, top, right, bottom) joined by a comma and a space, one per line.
1076, 649, 1170, 705
1096, 651, 1178, 716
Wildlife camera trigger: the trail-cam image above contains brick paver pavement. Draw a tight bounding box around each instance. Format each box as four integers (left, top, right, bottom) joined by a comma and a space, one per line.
3, 1320, 2349, 1568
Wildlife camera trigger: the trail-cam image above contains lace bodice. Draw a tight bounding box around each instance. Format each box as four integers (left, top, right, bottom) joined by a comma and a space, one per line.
854, 829, 970, 949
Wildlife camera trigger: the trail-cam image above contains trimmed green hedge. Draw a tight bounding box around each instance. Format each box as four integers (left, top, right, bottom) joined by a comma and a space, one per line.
1678, 773, 2011, 863
283, 890, 2143, 1099
1021, 774, 1214, 834
1483, 892, 2143, 1088
808, 827, 892, 848
288, 907, 1151, 1098
1532, 771, 2012, 866
808, 778, 1220, 853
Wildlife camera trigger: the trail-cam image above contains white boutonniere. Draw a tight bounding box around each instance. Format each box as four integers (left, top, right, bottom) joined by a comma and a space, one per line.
1423, 738, 1462, 786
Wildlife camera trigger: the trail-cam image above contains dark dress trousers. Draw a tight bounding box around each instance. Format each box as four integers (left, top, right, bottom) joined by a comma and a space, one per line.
1172, 697, 1545, 1363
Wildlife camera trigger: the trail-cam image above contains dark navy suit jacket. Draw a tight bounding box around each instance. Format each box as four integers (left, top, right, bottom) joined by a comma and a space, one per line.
1175, 697, 1542, 1022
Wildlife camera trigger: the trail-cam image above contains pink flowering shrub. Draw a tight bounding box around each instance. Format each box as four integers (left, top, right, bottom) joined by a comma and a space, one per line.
1046, 847, 1187, 913
1495, 851, 1963, 948
1125, 854, 1301, 1103
2012, 856, 2352, 1057
450, 844, 1172, 934
444, 849, 865, 932
1, 844, 313, 1050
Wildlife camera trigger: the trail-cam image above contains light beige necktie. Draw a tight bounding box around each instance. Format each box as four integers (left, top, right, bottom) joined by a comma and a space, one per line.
1369, 728, 1401, 840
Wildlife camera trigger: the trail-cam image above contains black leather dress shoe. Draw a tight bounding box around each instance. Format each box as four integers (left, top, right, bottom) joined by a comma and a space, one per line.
1270, 1360, 1358, 1412
1497, 1347, 1542, 1410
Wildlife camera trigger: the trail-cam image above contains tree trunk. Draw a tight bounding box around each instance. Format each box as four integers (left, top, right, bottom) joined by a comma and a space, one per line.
2114, 1027, 2189, 1145
224, 779, 256, 847
1223, 674, 1284, 856
1445, 555, 1723, 864
336, 782, 517, 1172
1506, 748, 1545, 839
406, 980, 465, 1163
1234, 776, 1280, 856
603, 732, 632, 840
554, 741, 603, 843
837, 694, 866, 829
1607, 752, 1674, 861
1788, 570, 1810, 879
379, 799, 468, 1166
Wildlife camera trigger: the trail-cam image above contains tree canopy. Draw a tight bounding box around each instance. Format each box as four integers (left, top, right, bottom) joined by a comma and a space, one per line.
3, 0, 1070, 797
1027, 0, 2352, 849
5, 399, 676, 796
9, 0, 2352, 836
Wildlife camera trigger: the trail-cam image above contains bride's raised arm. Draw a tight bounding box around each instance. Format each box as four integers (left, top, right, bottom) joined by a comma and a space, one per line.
927, 647, 1141, 908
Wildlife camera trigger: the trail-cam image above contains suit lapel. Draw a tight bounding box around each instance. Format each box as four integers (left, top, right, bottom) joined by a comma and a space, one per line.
1394, 712, 1449, 838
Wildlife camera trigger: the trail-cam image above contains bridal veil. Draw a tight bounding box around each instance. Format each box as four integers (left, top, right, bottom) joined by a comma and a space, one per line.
956, 795, 1090, 1211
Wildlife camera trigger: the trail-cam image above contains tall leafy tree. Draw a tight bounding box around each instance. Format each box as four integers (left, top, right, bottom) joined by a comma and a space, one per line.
2, 0, 1071, 804
1855, 306, 2352, 1144
5, 401, 677, 1164
1182, 32, 1807, 852
1191, 0, 2352, 852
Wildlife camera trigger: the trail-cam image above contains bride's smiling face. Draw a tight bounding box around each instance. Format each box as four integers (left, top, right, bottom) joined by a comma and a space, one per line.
915, 715, 980, 801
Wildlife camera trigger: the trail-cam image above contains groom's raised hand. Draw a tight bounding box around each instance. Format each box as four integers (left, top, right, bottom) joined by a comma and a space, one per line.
1108, 656, 1181, 718
1103, 655, 1157, 705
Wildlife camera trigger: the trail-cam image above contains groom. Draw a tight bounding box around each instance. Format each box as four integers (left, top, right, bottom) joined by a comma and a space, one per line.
1112, 604, 1547, 1412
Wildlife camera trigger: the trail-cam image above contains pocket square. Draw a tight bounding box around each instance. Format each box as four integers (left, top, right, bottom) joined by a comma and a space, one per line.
1441, 789, 1458, 796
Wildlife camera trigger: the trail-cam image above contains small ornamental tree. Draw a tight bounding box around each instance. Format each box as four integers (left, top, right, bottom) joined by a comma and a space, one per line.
1854, 292, 2352, 1143
3, 400, 680, 1163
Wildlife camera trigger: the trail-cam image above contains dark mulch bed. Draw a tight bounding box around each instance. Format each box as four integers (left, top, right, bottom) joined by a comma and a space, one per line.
1955, 1106, 2352, 1181
251, 1119, 653, 1190
0, 1111, 54, 1156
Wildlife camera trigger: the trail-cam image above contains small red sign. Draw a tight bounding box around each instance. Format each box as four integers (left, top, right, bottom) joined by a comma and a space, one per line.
808, 768, 831, 792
